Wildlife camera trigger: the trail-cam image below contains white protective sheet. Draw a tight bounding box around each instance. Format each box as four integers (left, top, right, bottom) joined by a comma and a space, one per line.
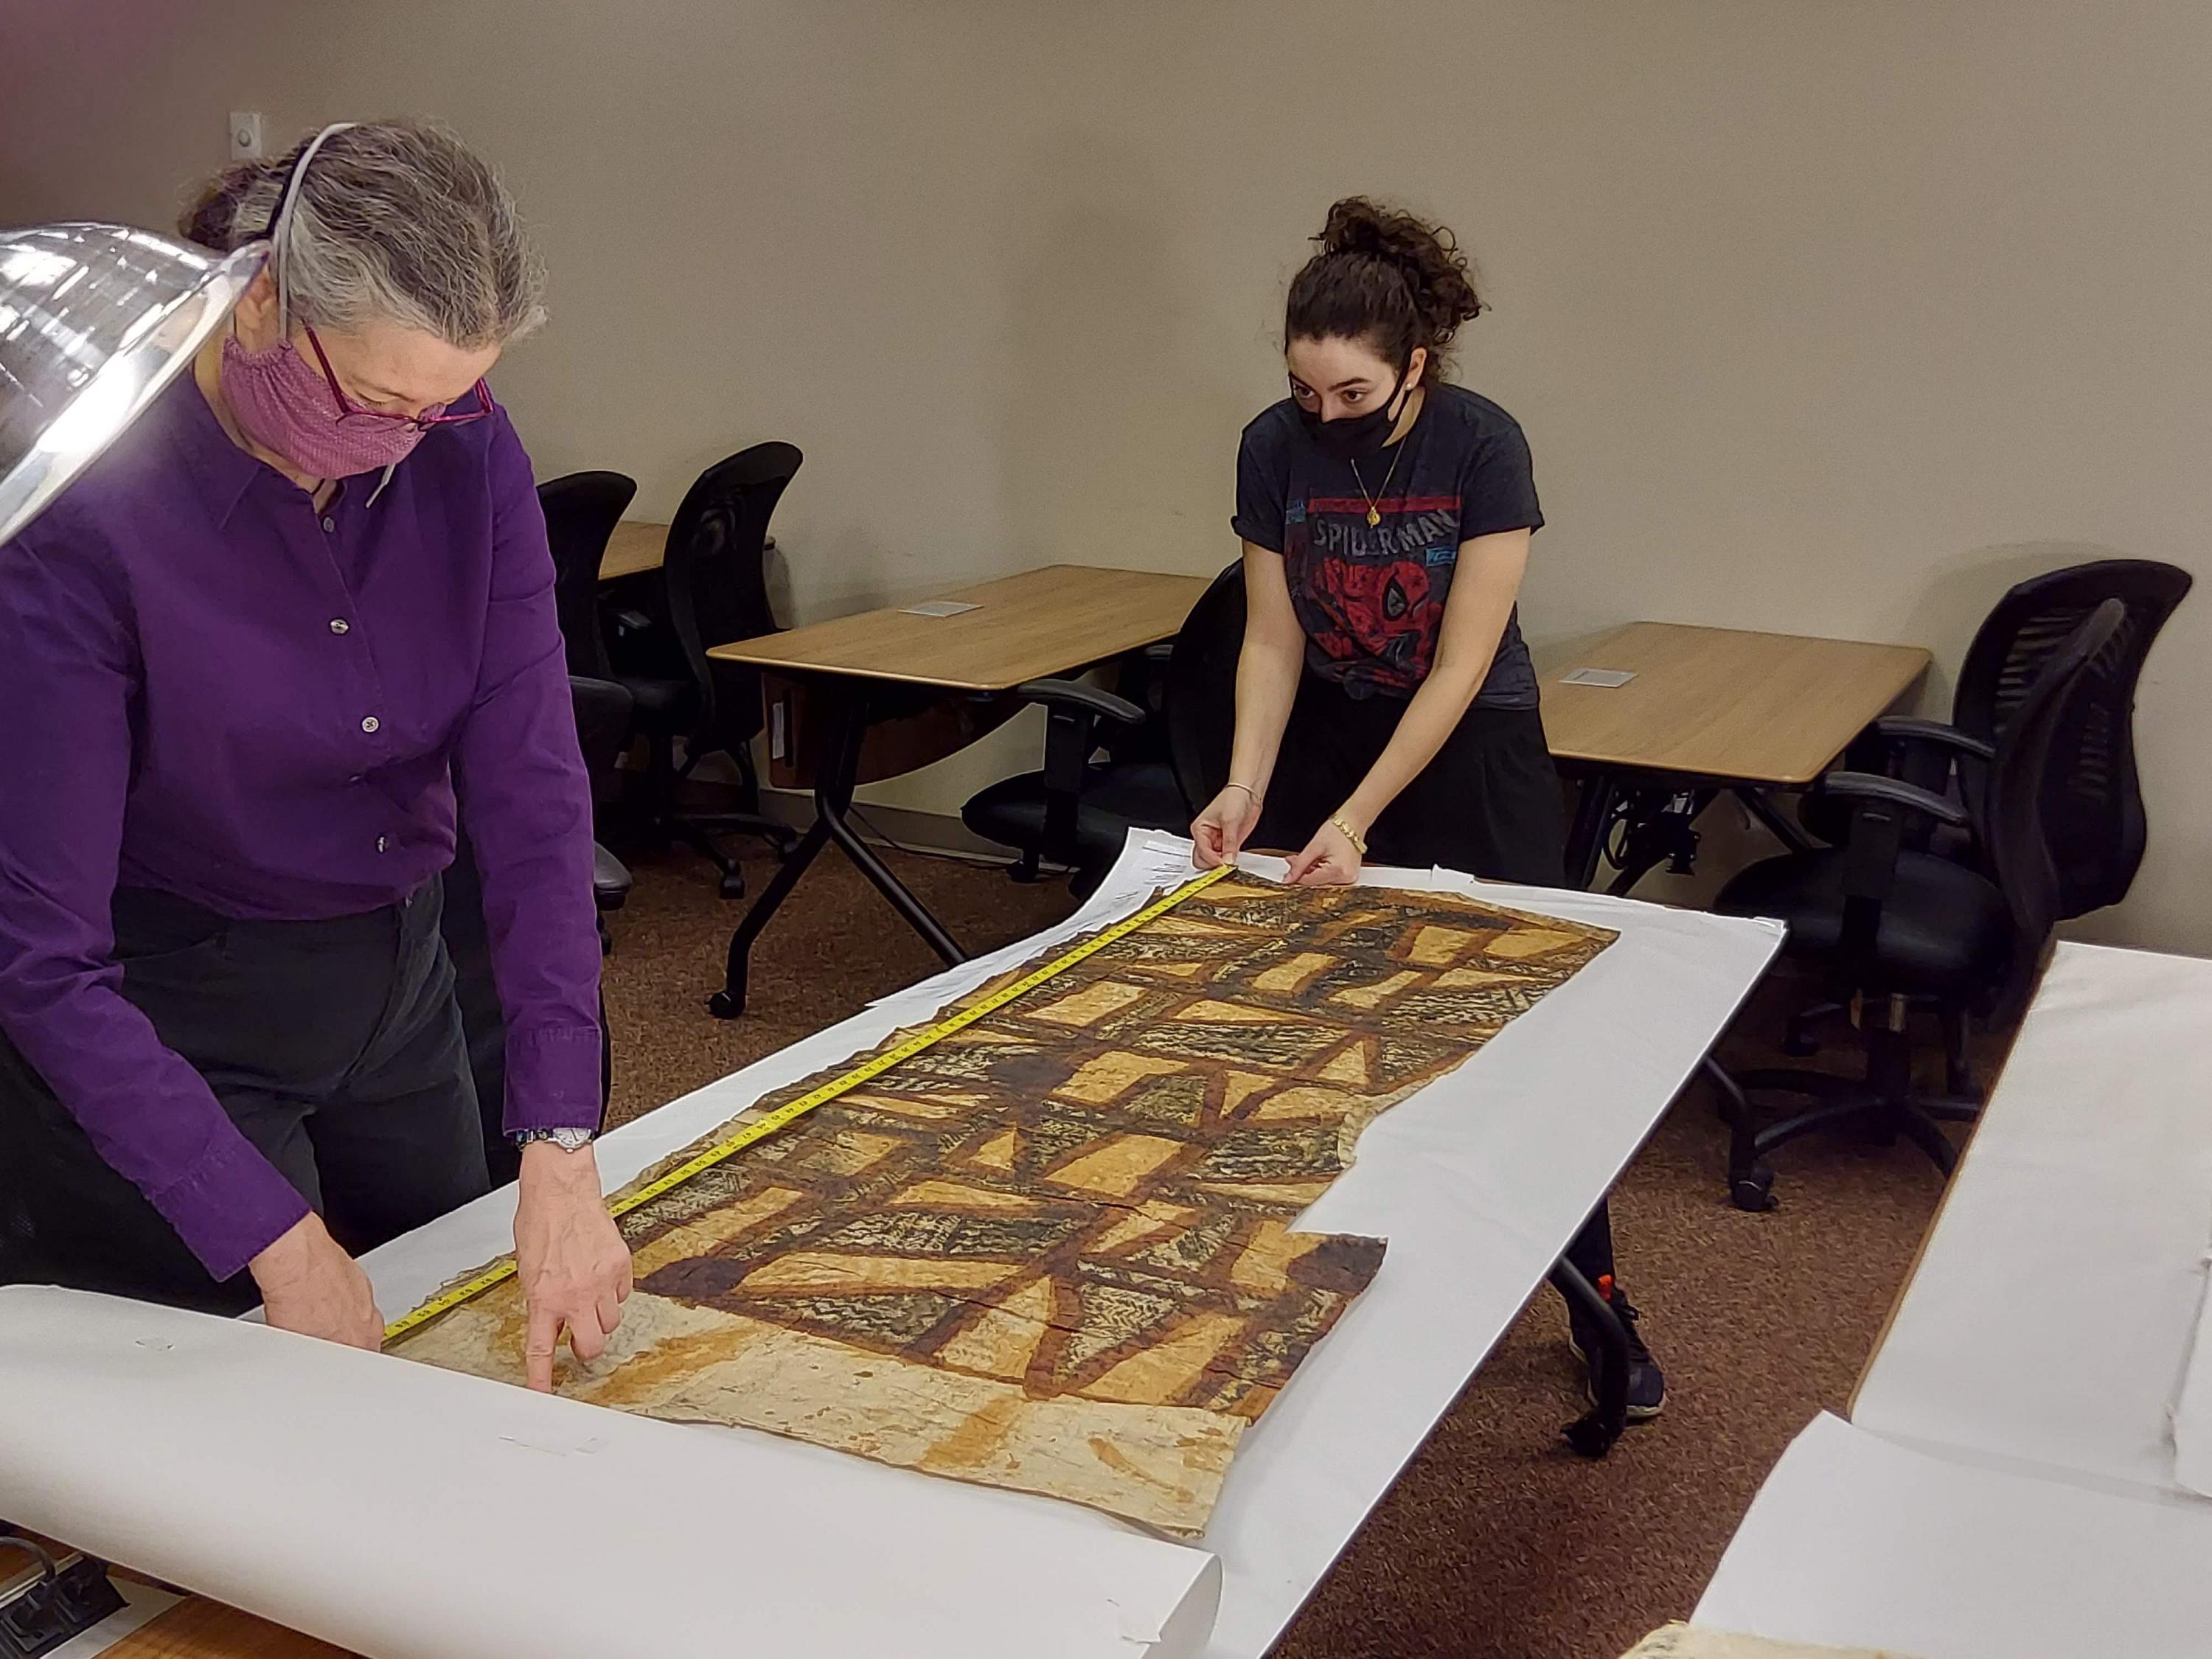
0, 1285, 1219, 1659
362, 832, 1783, 1659
2173, 1279, 2212, 1498
1849, 942, 2212, 1498
1697, 1412, 2212, 1659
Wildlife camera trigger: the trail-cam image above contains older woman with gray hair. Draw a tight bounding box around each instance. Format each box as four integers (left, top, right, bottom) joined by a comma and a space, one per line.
0, 121, 629, 1388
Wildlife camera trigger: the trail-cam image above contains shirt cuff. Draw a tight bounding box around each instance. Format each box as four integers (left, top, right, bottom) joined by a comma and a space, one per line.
145, 1125, 313, 1283
501, 1023, 605, 1137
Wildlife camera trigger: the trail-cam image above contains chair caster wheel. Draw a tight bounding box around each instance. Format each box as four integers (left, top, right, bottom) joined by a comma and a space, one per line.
1731, 1165, 1778, 1212
707, 990, 742, 1020
719, 873, 747, 901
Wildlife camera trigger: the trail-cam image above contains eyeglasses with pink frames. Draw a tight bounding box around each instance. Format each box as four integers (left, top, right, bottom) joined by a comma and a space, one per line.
302, 325, 493, 428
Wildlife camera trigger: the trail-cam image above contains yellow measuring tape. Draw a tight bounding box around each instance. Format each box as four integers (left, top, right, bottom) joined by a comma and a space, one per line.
381, 863, 1234, 1346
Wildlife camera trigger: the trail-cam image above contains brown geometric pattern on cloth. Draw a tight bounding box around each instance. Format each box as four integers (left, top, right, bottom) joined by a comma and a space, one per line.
392, 877, 1614, 1533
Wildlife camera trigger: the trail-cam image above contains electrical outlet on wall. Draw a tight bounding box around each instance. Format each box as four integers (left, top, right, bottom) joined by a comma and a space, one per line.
229, 111, 264, 160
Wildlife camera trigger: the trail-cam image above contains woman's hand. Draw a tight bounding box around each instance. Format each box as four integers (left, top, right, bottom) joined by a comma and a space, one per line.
1191, 785, 1264, 869
513, 1141, 633, 1392
1285, 818, 1363, 886
251, 1212, 384, 1349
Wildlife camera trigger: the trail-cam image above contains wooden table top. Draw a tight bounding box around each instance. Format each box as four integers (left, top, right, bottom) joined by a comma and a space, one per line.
597, 520, 667, 582
709, 564, 1214, 692
1534, 621, 1930, 785
107, 1597, 348, 1657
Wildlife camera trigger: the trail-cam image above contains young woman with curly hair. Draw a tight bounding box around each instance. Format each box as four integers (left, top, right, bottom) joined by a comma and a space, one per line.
1191, 196, 1666, 1417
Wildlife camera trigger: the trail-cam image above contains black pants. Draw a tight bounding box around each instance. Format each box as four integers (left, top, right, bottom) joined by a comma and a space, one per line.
0, 882, 489, 1314
1255, 674, 1617, 1287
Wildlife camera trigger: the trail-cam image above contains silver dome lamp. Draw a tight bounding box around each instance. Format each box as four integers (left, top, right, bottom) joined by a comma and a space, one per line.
0, 223, 264, 543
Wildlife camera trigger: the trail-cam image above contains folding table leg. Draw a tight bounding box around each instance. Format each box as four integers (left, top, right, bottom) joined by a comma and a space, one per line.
710, 683, 968, 1018
710, 817, 831, 1018
1549, 1258, 1628, 1458
819, 806, 967, 968
1735, 785, 1820, 855
1563, 771, 1621, 891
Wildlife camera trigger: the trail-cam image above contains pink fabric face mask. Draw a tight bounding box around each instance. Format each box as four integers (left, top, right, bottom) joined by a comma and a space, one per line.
219, 330, 434, 479
219, 122, 491, 480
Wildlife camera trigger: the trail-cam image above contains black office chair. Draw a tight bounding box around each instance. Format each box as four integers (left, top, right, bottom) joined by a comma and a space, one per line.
1164, 561, 1245, 812
1947, 560, 2189, 913
960, 681, 1182, 896
1802, 559, 2190, 915
612, 444, 801, 900
1708, 600, 2126, 1210
445, 674, 633, 1186
1783, 558, 2189, 1062
960, 563, 1245, 896
571, 675, 639, 930
538, 470, 637, 679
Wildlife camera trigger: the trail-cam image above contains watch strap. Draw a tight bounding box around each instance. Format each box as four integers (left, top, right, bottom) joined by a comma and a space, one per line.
511, 1125, 596, 1151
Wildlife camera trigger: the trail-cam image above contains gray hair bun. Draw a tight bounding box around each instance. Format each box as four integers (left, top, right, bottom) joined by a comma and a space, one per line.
178, 120, 546, 348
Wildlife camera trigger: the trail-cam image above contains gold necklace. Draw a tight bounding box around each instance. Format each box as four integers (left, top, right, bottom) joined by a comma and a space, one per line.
1348, 441, 1404, 528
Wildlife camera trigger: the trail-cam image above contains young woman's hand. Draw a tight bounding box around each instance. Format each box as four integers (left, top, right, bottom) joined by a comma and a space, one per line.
1191, 785, 1263, 869
1285, 818, 1363, 886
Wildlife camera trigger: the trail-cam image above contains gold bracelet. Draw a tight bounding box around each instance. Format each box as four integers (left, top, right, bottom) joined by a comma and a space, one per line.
1225, 782, 1262, 802
1328, 814, 1368, 856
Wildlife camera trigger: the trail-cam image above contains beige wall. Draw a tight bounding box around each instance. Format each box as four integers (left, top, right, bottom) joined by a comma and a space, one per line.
5, 1, 2207, 950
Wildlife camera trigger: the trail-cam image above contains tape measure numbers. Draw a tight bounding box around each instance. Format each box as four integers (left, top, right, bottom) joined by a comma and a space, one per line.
381, 863, 1234, 1346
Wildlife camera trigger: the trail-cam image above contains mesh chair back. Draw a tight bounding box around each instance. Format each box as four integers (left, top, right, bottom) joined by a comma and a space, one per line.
1165, 563, 1247, 815
1953, 559, 2190, 915
1979, 599, 2125, 1020
662, 442, 801, 752
538, 470, 637, 678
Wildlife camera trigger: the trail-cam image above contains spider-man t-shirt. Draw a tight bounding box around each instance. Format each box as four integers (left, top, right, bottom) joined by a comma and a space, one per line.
1231, 383, 1543, 706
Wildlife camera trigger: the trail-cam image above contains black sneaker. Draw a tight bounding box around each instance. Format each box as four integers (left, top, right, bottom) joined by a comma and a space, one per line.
1568, 1285, 1666, 1421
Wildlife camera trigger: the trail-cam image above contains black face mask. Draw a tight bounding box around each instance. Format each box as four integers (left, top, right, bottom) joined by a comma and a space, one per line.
1296, 372, 1408, 462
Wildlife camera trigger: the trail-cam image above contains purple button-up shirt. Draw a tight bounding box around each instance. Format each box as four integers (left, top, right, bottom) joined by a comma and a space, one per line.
0, 375, 601, 1280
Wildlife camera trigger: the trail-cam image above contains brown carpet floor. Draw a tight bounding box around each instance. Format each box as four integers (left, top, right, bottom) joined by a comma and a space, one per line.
601, 843, 1989, 1659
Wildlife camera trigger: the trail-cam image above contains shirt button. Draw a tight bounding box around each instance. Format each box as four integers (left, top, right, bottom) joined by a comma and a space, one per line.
329, 618, 350, 635
376, 835, 389, 853
321, 516, 336, 533
361, 715, 380, 734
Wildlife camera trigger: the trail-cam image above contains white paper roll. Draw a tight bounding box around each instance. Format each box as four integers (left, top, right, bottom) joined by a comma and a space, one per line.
0, 1286, 1219, 1659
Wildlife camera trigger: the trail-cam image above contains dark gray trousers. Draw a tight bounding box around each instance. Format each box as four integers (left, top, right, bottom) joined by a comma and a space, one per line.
0, 882, 489, 1313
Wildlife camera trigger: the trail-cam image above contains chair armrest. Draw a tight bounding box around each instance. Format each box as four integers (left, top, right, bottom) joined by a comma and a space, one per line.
608, 607, 653, 635
1819, 771, 1973, 830
1012, 678, 1144, 726
1871, 716, 1996, 764
591, 842, 633, 909
1141, 641, 1174, 664
1015, 681, 1141, 867
1822, 772, 1972, 964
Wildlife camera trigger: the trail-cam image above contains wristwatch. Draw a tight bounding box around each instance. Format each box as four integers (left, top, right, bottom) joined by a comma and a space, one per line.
511, 1126, 596, 1152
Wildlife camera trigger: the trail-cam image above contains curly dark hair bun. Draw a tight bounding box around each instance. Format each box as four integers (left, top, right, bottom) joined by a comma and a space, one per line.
1287, 196, 1486, 382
